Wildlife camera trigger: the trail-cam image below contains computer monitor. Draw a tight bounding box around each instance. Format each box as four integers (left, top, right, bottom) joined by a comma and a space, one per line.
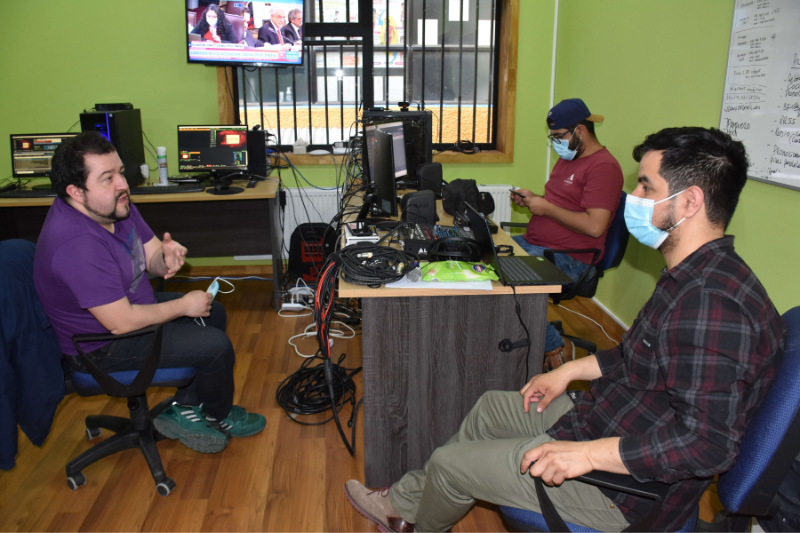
363, 111, 432, 188
10, 133, 78, 183
186, 0, 304, 67
363, 120, 408, 184
177, 125, 249, 177
371, 129, 398, 217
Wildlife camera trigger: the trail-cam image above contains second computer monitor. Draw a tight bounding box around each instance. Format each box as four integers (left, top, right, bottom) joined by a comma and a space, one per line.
177, 125, 248, 176
10, 133, 78, 179
372, 129, 398, 217
364, 120, 408, 184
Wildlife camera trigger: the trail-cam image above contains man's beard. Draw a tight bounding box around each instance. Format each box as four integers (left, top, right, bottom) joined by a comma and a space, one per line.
656, 200, 678, 255
84, 191, 130, 222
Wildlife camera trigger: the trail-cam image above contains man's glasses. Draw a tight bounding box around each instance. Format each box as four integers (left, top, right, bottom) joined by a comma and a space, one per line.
547, 128, 575, 144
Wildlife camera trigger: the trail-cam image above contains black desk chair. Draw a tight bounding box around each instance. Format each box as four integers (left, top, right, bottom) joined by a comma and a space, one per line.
1, 238, 196, 496
502, 191, 629, 354
65, 325, 196, 496
499, 305, 800, 532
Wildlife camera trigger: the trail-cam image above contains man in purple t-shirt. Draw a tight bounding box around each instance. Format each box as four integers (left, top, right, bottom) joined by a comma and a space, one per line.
34, 132, 265, 454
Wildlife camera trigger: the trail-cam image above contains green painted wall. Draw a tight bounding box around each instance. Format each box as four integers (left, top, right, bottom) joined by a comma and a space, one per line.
553, 0, 800, 324
4, 2, 793, 321
0, 0, 556, 265
0, 1, 219, 181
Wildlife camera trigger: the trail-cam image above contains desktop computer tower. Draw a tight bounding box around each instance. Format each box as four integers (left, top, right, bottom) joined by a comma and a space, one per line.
363, 110, 433, 188
80, 108, 146, 188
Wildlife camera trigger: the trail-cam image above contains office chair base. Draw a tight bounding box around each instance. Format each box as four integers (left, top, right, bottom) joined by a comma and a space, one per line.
550, 320, 598, 355
66, 396, 177, 495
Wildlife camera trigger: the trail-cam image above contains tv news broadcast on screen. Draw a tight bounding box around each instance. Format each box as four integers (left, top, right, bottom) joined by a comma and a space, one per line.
186, 1, 303, 67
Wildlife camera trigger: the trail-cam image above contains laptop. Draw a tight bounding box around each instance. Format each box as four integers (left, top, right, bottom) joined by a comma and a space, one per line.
465, 202, 573, 286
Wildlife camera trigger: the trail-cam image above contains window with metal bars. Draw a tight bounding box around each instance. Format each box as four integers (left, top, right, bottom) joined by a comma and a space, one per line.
235, 0, 501, 152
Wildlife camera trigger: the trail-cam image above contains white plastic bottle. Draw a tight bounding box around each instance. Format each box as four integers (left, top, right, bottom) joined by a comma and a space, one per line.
156, 147, 169, 185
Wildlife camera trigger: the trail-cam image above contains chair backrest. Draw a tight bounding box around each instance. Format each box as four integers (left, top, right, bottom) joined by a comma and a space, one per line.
225, 13, 244, 43
596, 191, 628, 274
718, 306, 800, 516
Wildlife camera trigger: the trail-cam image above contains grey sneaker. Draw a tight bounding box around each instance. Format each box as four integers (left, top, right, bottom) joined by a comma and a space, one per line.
343, 480, 415, 532
154, 403, 230, 453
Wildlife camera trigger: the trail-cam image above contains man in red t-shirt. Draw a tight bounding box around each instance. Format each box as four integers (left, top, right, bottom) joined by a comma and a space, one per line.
512, 99, 623, 371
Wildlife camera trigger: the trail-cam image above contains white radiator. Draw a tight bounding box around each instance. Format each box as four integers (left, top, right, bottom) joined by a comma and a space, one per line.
277, 184, 512, 259
477, 184, 512, 224
279, 187, 342, 259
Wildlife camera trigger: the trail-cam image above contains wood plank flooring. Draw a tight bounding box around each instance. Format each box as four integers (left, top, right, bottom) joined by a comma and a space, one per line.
0, 268, 636, 532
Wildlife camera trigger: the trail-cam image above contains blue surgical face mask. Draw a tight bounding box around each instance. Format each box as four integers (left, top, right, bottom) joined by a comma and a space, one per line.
624, 190, 686, 249
551, 132, 579, 161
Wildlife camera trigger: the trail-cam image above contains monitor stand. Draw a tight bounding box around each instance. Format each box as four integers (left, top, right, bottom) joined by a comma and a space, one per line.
356, 190, 393, 222
204, 170, 244, 196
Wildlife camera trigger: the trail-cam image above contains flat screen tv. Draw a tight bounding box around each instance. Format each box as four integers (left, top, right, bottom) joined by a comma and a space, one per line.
186, 1, 304, 67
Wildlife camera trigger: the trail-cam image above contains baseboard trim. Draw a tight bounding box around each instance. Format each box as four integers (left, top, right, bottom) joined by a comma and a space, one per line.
591, 297, 629, 331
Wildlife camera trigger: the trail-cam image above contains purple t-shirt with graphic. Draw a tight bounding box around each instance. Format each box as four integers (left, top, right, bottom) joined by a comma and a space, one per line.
34, 198, 157, 355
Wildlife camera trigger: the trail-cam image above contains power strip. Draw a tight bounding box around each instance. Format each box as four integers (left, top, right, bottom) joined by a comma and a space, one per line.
281, 302, 306, 312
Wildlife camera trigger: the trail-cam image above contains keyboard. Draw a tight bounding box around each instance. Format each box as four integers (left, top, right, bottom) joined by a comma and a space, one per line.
498, 256, 542, 282
0, 188, 56, 198
130, 184, 205, 195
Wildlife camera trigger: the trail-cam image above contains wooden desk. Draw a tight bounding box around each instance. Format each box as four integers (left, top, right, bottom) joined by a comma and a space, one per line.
339, 201, 558, 487
0, 180, 285, 310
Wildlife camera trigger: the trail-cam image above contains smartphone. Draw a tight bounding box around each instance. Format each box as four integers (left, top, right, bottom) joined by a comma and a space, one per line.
509, 188, 524, 198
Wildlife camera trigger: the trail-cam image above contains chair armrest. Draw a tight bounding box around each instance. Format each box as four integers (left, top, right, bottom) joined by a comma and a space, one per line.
542, 247, 602, 303
500, 222, 527, 230
71, 324, 164, 398
534, 471, 671, 533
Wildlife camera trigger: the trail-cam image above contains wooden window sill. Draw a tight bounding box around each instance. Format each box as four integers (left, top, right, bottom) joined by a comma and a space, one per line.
281, 149, 512, 167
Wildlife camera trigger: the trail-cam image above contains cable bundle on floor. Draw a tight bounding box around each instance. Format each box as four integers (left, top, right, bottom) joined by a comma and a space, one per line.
275, 353, 361, 423
276, 252, 364, 456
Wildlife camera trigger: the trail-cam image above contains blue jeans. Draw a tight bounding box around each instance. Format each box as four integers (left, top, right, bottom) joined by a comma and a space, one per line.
71, 292, 235, 420
512, 236, 594, 353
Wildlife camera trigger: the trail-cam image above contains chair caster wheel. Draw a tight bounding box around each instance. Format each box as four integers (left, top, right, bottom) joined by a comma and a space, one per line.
67, 473, 87, 490
156, 478, 176, 496
86, 427, 102, 440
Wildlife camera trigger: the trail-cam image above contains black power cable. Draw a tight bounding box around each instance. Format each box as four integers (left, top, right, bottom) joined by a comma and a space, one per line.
275, 353, 362, 424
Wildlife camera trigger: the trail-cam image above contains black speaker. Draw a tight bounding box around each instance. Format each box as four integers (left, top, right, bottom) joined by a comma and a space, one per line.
417, 162, 443, 196
247, 129, 268, 177
401, 190, 436, 225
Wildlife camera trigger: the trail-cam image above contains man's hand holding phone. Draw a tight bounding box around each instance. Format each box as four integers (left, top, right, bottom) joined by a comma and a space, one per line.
510, 188, 534, 207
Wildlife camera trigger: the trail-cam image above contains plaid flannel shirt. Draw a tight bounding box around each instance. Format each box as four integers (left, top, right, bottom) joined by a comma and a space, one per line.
547, 236, 785, 531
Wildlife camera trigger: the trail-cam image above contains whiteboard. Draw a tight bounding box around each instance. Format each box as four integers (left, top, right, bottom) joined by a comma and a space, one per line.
719, 0, 800, 192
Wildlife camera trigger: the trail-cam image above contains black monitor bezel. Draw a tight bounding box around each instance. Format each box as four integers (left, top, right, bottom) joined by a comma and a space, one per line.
9, 132, 78, 179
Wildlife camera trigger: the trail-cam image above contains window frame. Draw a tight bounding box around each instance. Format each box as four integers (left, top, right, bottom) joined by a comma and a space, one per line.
216, 0, 519, 165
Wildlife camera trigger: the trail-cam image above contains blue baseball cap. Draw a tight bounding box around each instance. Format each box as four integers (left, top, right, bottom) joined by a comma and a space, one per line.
546, 98, 604, 130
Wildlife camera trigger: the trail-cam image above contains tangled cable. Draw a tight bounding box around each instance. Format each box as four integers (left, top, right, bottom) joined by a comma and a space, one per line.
275, 353, 362, 423
338, 243, 419, 287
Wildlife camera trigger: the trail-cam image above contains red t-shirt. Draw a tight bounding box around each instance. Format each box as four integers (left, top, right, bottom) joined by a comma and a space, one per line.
524, 147, 623, 264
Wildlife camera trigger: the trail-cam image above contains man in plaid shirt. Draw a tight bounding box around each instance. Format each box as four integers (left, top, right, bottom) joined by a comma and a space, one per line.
344, 127, 785, 532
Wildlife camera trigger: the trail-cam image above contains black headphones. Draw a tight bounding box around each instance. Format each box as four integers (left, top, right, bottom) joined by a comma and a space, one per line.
427, 237, 482, 262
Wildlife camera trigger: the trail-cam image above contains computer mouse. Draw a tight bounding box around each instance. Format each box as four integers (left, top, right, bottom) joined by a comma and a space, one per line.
214, 183, 229, 192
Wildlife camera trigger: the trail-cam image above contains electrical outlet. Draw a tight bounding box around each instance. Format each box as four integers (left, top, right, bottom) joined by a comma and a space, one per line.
281, 302, 305, 312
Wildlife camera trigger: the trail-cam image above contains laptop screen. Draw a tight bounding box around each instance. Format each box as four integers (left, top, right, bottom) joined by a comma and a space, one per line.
465, 202, 499, 267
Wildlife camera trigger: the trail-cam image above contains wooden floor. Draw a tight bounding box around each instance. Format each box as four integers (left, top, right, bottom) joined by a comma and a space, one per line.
0, 268, 637, 532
